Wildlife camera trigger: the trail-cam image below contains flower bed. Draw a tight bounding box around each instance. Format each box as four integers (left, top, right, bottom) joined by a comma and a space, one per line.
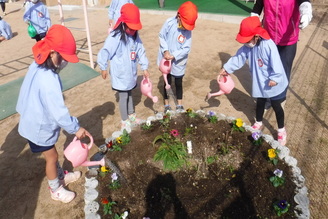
83, 110, 309, 219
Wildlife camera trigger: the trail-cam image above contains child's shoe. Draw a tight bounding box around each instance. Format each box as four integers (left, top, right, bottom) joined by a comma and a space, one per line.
50, 186, 75, 203
60, 171, 81, 186
164, 105, 172, 113
176, 105, 185, 112
128, 113, 142, 126
121, 120, 132, 132
277, 128, 287, 146
251, 121, 263, 130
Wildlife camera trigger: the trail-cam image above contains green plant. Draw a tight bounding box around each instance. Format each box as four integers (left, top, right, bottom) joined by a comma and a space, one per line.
153, 132, 188, 171
159, 113, 171, 127
108, 172, 121, 190
207, 111, 218, 123
111, 129, 131, 151
141, 120, 153, 130
232, 118, 245, 132
186, 108, 198, 118
206, 155, 218, 164
100, 198, 117, 215
269, 169, 285, 187
273, 200, 290, 216
268, 148, 280, 165
252, 131, 263, 146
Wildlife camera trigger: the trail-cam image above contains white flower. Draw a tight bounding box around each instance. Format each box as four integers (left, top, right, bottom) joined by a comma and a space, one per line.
190, 124, 193, 127
146, 120, 151, 126
122, 211, 129, 219
111, 172, 118, 182
274, 169, 283, 178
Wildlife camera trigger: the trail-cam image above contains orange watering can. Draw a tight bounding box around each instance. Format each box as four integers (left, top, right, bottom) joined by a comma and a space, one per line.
64, 134, 105, 168
140, 76, 158, 103
159, 58, 171, 89
206, 75, 235, 101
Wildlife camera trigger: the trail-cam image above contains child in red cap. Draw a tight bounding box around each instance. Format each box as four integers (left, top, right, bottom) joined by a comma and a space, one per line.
16, 25, 91, 203
97, 3, 150, 131
218, 16, 288, 146
157, 1, 198, 113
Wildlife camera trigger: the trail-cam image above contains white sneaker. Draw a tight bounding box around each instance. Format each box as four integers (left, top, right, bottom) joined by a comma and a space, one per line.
50, 186, 75, 203
60, 171, 81, 186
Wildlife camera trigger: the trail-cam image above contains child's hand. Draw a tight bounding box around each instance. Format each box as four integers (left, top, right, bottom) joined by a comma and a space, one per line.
143, 70, 150, 78
219, 68, 229, 76
164, 50, 174, 60
75, 127, 90, 139
101, 70, 108, 80
268, 80, 277, 87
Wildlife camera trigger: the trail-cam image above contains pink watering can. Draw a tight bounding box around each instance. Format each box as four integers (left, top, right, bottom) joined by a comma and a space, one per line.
206, 75, 235, 101
140, 76, 158, 103
159, 58, 171, 89
64, 134, 105, 168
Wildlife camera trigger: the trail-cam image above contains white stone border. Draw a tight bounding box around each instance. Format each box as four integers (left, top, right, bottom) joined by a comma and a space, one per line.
83, 109, 310, 219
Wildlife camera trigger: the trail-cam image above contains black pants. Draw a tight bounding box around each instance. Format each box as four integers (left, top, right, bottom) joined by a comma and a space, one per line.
0, 2, 5, 13
256, 97, 285, 129
163, 74, 183, 100
32, 32, 47, 42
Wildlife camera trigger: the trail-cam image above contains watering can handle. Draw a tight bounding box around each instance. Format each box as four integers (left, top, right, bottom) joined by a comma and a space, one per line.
73, 133, 94, 150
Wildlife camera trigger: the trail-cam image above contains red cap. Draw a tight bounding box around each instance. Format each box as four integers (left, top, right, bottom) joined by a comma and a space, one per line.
32, 25, 78, 64
113, 3, 142, 30
236, 16, 270, 43
178, 1, 198, 30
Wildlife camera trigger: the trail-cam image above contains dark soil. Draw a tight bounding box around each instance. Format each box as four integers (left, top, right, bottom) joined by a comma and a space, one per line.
96, 113, 297, 219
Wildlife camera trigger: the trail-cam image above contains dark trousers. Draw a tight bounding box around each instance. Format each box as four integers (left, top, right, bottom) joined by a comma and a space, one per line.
0, 2, 5, 13
256, 98, 285, 129
163, 74, 183, 100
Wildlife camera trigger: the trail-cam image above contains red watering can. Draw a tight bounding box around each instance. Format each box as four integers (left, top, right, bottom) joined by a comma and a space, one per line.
64, 134, 105, 168
159, 58, 171, 89
140, 76, 158, 103
206, 75, 235, 101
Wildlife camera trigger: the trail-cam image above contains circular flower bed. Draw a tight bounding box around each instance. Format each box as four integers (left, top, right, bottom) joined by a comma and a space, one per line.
83, 110, 309, 219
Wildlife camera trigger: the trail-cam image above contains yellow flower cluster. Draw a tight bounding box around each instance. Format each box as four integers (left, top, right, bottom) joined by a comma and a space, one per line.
236, 118, 243, 127
100, 166, 109, 172
268, 149, 277, 159
116, 136, 122, 144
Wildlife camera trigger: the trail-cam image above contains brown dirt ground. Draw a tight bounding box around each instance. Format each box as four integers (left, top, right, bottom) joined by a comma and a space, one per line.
97, 113, 297, 218
0, 1, 327, 219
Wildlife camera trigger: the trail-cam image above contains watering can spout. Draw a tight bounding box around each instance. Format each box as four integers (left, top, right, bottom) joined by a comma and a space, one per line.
80, 157, 106, 167
205, 75, 235, 101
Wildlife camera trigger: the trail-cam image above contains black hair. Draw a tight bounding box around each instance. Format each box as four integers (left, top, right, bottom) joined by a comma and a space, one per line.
112, 22, 138, 43
39, 52, 62, 73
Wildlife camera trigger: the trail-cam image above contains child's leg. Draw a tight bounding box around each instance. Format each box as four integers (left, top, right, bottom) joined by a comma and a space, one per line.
271, 98, 287, 145
0, 2, 5, 13
175, 76, 183, 107
118, 91, 129, 121
127, 90, 134, 115
252, 98, 266, 129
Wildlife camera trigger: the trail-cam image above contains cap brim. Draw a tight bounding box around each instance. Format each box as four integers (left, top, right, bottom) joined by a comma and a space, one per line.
181, 20, 194, 30
126, 22, 142, 30
60, 53, 79, 63
236, 34, 254, 44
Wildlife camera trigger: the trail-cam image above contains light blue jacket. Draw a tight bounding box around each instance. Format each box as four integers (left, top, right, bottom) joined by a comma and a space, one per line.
97, 32, 149, 91
23, 1, 51, 34
224, 39, 288, 98
0, 19, 12, 40
157, 17, 192, 77
108, 0, 134, 23
16, 62, 80, 146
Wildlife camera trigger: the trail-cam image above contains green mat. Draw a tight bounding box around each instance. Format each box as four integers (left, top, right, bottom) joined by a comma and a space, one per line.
0, 63, 100, 120
134, 0, 253, 16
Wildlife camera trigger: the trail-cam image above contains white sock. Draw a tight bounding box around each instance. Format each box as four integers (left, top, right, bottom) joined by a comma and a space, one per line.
278, 127, 286, 133
48, 178, 60, 192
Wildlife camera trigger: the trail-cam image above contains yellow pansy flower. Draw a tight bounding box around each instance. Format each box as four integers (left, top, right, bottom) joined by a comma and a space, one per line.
100, 166, 109, 172
268, 149, 276, 159
236, 118, 243, 128
116, 137, 122, 144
